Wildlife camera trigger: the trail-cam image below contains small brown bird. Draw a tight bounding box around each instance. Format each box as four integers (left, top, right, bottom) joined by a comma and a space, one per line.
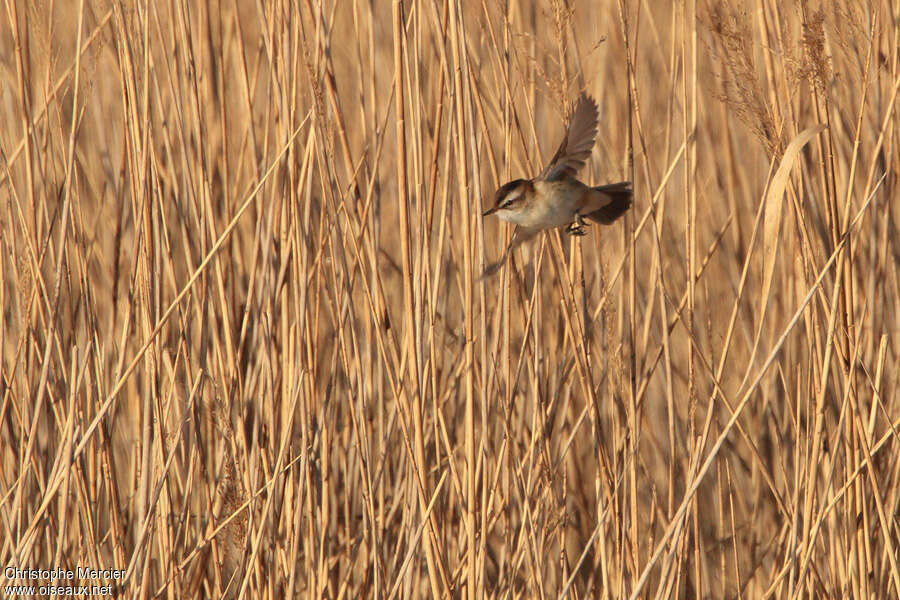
482, 93, 632, 277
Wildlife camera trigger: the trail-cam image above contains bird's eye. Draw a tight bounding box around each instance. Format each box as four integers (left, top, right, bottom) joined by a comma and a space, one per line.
498, 186, 522, 209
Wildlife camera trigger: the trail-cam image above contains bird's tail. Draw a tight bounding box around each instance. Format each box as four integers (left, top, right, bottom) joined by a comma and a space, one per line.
584, 181, 633, 224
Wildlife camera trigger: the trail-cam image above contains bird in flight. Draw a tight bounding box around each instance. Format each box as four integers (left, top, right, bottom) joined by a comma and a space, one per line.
482, 93, 632, 277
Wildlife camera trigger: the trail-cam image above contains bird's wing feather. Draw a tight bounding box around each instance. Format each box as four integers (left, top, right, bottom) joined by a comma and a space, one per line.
480, 227, 539, 278
538, 94, 599, 181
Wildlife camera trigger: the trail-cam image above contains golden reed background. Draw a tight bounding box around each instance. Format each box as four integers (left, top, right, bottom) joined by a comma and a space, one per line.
1, 0, 898, 597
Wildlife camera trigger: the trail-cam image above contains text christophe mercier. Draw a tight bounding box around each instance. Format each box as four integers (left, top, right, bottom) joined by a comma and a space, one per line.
5, 566, 126, 581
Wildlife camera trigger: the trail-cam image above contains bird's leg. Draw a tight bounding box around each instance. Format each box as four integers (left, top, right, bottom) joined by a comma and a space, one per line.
566, 215, 588, 236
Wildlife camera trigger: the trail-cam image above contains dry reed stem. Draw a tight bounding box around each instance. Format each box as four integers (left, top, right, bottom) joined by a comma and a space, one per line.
1, 1, 899, 598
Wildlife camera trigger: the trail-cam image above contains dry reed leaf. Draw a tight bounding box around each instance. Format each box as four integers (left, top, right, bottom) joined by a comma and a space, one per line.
760, 124, 826, 315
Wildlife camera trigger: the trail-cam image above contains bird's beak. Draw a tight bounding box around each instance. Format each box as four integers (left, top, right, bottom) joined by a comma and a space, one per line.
482, 206, 499, 217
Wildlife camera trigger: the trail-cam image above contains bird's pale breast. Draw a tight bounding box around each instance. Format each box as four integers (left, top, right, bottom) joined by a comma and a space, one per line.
520, 179, 586, 228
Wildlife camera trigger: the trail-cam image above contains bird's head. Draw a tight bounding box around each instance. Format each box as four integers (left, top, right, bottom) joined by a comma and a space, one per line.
483, 179, 532, 218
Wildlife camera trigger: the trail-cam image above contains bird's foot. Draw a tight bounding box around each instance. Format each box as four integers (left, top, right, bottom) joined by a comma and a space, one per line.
566, 218, 588, 236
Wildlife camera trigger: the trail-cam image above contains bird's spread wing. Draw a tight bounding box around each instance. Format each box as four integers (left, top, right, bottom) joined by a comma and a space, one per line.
538, 94, 599, 182
481, 227, 539, 278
